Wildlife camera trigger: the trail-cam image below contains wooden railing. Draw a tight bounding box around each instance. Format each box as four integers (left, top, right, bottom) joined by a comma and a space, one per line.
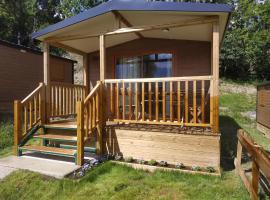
76, 82, 102, 165
14, 82, 45, 155
104, 76, 213, 128
235, 129, 270, 200
50, 82, 86, 118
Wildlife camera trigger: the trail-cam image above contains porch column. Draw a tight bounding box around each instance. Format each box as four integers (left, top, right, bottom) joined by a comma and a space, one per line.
43, 42, 50, 123
212, 21, 220, 133
99, 34, 106, 81
96, 34, 106, 155
83, 54, 90, 93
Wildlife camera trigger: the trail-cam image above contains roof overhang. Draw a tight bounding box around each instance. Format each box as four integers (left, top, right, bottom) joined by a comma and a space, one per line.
32, 0, 233, 54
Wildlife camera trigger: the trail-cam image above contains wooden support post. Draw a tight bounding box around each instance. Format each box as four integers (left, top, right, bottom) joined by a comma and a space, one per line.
96, 35, 106, 155
14, 100, 22, 156
83, 54, 90, 93
100, 35, 106, 81
76, 101, 84, 166
43, 42, 50, 123
211, 21, 220, 133
96, 83, 103, 155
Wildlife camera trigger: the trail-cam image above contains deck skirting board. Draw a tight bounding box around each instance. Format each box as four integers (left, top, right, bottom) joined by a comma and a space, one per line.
103, 128, 220, 169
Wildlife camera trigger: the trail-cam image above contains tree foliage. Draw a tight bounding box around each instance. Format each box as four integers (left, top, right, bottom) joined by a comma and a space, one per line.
221, 0, 270, 80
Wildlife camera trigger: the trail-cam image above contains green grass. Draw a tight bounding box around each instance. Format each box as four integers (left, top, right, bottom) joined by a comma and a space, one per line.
0, 162, 249, 200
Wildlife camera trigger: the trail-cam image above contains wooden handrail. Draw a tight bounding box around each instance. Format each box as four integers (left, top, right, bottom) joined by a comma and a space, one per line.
76, 82, 103, 165
14, 82, 45, 156
235, 129, 270, 200
21, 82, 44, 104
51, 81, 86, 88
105, 76, 213, 83
84, 82, 101, 103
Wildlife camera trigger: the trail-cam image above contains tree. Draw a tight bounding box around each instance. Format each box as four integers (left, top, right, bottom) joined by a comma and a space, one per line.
221, 0, 270, 80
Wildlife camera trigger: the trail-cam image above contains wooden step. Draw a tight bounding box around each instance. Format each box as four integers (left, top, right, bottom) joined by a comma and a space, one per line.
19, 145, 76, 156
44, 121, 77, 130
33, 134, 77, 142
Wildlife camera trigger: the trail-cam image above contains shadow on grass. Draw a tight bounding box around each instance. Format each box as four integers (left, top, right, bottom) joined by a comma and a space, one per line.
220, 115, 241, 171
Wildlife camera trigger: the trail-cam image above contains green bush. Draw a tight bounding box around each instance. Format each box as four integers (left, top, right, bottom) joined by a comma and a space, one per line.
206, 166, 216, 173
148, 159, 157, 166
0, 121, 13, 150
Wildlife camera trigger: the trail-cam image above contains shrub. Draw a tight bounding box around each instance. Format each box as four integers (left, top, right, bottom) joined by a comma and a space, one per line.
0, 121, 13, 150
192, 166, 201, 171
137, 159, 146, 165
148, 159, 157, 166
159, 161, 168, 167
124, 156, 133, 163
175, 163, 185, 169
206, 166, 216, 173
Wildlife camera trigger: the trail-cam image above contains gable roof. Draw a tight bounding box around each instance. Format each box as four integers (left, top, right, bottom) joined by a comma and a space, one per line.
32, 0, 232, 39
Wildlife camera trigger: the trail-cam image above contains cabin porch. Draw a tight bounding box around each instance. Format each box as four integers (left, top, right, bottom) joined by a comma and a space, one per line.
13, 7, 224, 169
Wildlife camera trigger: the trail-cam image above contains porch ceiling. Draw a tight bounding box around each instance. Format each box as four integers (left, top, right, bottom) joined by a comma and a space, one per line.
32, 1, 232, 54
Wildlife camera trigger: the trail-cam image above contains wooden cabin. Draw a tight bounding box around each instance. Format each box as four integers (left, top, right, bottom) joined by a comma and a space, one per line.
257, 82, 270, 138
0, 40, 74, 113
13, 0, 233, 171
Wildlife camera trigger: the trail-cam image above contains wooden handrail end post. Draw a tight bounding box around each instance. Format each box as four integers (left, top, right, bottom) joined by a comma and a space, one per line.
14, 100, 22, 156
76, 101, 84, 166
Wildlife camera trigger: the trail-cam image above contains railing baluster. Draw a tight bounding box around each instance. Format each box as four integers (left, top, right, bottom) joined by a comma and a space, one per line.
148, 82, 152, 121
177, 81, 181, 123
128, 82, 132, 120
185, 81, 189, 123
93, 94, 96, 126
135, 82, 138, 121
51, 86, 54, 117
116, 82, 119, 119
29, 101, 33, 126
201, 80, 205, 123
34, 96, 37, 123
63, 86, 66, 115
110, 83, 114, 116
24, 105, 27, 134
170, 81, 173, 122
155, 82, 159, 122
193, 80, 197, 124
66, 87, 69, 115
142, 82, 145, 121
162, 81, 166, 122
122, 82, 125, 120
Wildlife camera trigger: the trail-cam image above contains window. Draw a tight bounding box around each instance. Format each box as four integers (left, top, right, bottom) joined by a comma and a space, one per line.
116, 53, 172, 79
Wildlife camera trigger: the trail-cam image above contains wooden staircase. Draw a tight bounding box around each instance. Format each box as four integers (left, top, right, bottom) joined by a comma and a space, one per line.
17, 120, 96, 165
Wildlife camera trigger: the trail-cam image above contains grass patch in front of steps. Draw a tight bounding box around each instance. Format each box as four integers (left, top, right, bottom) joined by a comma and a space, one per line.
0, 161, 249, 200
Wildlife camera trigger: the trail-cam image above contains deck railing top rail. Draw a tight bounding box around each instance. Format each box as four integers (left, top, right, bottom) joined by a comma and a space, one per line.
105, 76, 213, 83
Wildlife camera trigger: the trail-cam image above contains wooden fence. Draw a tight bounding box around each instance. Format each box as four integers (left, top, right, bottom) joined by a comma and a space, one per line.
234, 129, 270, 200
104, 76, 213, 128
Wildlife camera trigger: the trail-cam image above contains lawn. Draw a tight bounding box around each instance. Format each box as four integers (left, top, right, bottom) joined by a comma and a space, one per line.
0, 162, 249, 200
0, 80, 269, 200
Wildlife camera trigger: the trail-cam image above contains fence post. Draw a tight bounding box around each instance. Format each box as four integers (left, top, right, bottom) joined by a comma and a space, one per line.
76, 101, 84, 166
14, 100, 22, 156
